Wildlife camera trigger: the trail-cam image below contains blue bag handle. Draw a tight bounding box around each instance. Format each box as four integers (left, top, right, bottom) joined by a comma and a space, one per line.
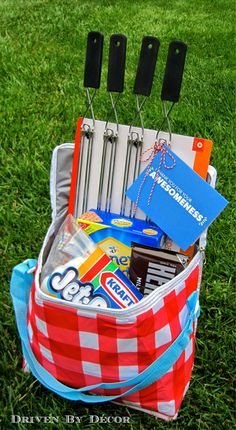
10, 259, 200, 403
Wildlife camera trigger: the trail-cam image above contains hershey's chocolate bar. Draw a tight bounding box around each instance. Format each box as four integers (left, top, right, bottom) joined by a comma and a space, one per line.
129, 243, 190, 295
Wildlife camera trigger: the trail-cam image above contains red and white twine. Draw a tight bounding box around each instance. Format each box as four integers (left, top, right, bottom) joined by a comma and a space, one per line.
133, 140, 176, 215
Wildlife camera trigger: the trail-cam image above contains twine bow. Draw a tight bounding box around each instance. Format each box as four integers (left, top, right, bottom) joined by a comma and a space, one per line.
133, 139, 176, 215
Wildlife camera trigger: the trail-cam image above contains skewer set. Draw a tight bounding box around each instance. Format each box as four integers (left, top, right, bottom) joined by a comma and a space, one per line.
74, 31, 104, 216
72, 32, 188, 219
98, 34, 127, 213
121, 36, 160, 217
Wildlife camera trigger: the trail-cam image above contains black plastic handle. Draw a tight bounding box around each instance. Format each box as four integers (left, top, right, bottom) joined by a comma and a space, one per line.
134, 36, 160, 97
161, 41, 187, 102
83, 31, 104, 89
107, 34, 127, 93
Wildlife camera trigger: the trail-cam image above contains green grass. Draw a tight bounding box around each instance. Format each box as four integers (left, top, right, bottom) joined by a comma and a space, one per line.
0, 0, 235, 429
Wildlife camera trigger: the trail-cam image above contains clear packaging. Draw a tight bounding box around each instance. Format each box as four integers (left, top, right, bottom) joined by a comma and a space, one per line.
41, 214, 96, 287
40, 214, 143, 309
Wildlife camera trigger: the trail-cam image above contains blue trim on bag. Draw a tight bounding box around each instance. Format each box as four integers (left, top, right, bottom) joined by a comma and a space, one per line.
10, 260, 200, 403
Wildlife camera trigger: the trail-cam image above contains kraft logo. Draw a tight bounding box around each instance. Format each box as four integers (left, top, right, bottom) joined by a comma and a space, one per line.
100, 272, 139, 308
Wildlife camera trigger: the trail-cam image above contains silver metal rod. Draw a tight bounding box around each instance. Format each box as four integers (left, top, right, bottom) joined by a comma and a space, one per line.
97, 92, 120, 212
74, 88, 96, 217
129, 139, 143, 217
105, 135, 117, 212
74, 133, 86, 218
82, 91, 96, 212
104, 94, 119, 212
136, 95, 145, 138
120, 138, 133, 216
127, 96, 147, 136
82, 130, 93, 213
97, 136, 108, 210
109, 92, 120, 134
84, 89, 96, 129
163, 100, 172, 144
121, 95, 146, 217
155, 101, 175, 144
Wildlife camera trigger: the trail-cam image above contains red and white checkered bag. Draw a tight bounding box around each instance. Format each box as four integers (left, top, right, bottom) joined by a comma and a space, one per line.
12, 144, 217, 420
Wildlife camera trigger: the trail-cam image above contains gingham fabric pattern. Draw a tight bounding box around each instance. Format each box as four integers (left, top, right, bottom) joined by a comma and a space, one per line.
27, 262, 201, 420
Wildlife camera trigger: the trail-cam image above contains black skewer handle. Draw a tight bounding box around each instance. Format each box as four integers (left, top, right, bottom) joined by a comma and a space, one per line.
107, 34, 127, 93
161, 41, 187, 102
134, 36, 160, 97
83, 31, 104, 89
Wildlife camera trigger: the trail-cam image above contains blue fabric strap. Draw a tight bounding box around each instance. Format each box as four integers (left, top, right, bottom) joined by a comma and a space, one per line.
10, 260, 200, 403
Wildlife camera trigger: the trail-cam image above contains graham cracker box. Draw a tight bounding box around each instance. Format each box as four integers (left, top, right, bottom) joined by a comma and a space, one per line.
77, 209, 165, 276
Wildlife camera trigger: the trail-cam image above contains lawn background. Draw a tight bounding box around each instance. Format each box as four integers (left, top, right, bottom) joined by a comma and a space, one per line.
0, 0, 235, 429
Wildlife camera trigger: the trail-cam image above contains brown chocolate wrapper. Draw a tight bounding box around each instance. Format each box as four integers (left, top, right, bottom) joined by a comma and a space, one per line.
129, 243, 191, 295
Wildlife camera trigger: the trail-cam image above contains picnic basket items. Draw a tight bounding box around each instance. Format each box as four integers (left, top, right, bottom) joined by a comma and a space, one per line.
10, 141, 217, 420
10, 33, 221, 420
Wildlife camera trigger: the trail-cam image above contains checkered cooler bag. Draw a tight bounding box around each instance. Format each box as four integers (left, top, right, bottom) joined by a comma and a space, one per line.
10, 144, 216, 420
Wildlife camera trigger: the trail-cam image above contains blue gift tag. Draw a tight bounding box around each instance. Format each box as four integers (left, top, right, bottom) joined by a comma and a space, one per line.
126, 144, 228, 250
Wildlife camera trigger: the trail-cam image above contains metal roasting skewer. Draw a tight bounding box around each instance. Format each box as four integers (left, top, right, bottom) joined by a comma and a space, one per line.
81, 89, 96, 214
74, 88, 97, 219
104, 94, 119, 212
97, 34, 127, 213
97, 93, 119, 212
73, 31, 104, 218
120, 36, 160, 217
97, 93, 120, 212
145, 40, 187, 222
155, 40, 187, 146
120, 95, 146, 217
